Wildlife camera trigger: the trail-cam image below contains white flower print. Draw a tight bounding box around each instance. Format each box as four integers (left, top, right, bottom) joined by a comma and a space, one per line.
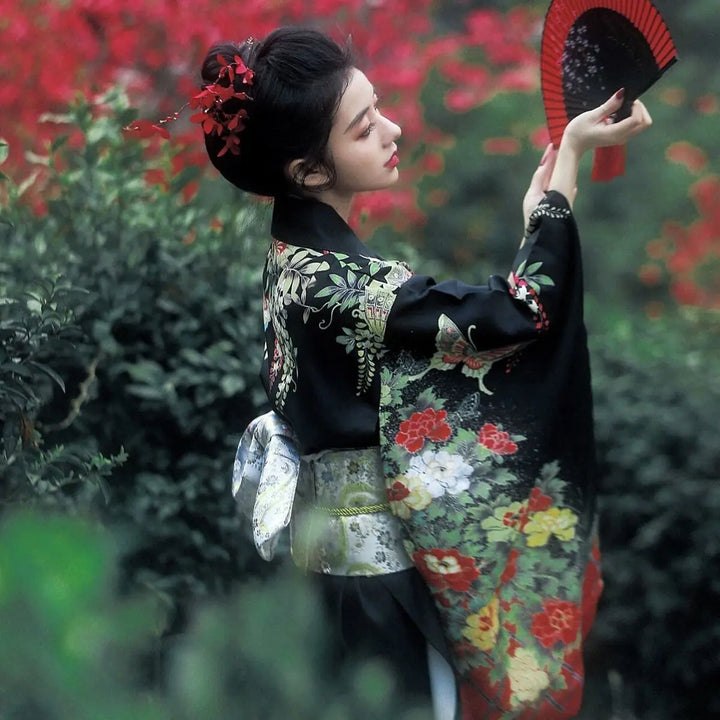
407, 450, 473, 498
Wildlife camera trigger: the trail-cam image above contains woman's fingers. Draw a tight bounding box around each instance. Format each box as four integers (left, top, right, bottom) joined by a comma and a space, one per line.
603, 100, 653, 144
586, 88, 626, 124
564, 91, 653, 153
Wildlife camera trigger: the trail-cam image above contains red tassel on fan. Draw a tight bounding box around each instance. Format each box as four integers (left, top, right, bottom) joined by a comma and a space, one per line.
592, 145, 626, 181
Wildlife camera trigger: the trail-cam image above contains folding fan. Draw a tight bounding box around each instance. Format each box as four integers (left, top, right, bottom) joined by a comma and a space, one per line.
541, 0, 677, 181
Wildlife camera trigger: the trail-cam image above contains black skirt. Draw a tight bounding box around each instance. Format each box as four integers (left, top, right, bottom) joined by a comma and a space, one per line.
312, 567, 452, 701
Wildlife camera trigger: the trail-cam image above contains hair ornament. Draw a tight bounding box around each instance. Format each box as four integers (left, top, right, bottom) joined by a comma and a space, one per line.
123, 53, 255, 158
189, 54, 254, 157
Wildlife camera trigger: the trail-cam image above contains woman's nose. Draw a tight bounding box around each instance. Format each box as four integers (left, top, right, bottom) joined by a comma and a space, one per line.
382, 114, 401, 144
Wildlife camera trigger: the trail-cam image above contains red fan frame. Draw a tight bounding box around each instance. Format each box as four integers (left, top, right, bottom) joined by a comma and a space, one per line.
541, 0, 677, 180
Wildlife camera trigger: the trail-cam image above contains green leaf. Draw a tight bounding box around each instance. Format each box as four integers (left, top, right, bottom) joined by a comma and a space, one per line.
0, 139, 8, 165
27, 361, 66, 393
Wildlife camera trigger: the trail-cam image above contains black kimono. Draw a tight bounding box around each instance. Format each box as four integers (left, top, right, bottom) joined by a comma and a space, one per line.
257, 192, 602, 719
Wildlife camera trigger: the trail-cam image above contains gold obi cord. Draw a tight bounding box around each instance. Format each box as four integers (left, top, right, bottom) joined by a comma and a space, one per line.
291, 447, 414, 576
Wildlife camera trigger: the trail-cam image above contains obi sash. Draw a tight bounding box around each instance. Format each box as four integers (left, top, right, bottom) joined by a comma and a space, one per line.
232, 411, 413, 575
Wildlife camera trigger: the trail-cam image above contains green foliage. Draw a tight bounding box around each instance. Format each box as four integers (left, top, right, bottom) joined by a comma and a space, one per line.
0, 511, 164, 720
0, 272, 126, 509
1, 89, 271, 608
0, 510, 432, 720
589, 312, 720, 719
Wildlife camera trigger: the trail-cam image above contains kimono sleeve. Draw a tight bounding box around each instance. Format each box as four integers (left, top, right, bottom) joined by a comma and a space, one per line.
384, 191, 579, 356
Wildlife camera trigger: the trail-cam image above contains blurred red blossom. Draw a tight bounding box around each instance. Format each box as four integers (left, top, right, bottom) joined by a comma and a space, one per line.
638, 264, 662, 287
659, 87, 686, 107
695, 93, 719, 115
0, 0, 541, 232
659, 175, 720, 309
665, 141, 707, 175
483, 137, 521, 156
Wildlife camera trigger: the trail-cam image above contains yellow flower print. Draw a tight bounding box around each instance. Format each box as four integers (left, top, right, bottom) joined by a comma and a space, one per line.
481, 501, 528, 542
387, 476, 432, 519
462, 596, 499, 651
507, 647, 550, 707
523, 507, 578, 547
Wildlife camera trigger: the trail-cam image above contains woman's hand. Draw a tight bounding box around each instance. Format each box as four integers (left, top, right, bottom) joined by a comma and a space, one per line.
562, 89, 653, 156
548, 90, 653, 207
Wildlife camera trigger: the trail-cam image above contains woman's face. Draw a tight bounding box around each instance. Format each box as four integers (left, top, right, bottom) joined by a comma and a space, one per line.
323, 67, 402, 197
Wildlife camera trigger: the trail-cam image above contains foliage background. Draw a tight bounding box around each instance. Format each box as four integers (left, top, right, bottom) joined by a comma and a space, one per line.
1, 1, 718, 718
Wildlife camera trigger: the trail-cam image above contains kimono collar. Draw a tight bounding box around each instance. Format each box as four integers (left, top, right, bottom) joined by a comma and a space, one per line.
271, 195, 377, 257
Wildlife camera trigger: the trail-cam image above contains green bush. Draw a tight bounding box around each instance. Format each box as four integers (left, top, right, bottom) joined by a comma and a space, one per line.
0, 510, 433, 720
589, 310, 720, 719
0, 512, 164, 720
0, 264, 125, 510
1, 90, 272, 612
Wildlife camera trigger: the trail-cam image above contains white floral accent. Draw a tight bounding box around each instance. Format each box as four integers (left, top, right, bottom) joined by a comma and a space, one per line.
508, 648, 550, 706
424, 553, 463, 575
407, 450, 473, 498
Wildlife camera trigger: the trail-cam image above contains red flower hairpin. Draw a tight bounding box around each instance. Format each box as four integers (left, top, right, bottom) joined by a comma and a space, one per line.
124, 53, 255, 157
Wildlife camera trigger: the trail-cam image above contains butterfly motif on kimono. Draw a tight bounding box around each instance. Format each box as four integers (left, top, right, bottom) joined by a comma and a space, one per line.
428, 314, 527, 394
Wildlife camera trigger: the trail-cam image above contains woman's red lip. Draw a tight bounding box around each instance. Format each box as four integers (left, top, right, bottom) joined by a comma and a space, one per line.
385, 152, 399, 168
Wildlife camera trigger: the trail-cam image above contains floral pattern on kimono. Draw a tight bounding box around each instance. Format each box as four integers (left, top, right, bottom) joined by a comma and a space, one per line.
264, 239, 412, 409
378, 192, 603, 719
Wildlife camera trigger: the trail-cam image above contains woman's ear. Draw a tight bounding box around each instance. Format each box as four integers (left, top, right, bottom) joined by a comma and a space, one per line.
287, 158, 330, 191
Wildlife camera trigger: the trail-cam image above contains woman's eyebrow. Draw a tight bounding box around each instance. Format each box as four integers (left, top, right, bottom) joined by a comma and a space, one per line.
344, 105, 370, 133
344, 89, 377, 133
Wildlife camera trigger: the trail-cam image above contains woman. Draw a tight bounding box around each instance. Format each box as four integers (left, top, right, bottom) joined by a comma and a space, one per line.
220, 26, 652, 720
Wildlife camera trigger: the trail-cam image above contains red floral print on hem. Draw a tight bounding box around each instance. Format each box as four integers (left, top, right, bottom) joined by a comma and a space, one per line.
414, 548, 480, 592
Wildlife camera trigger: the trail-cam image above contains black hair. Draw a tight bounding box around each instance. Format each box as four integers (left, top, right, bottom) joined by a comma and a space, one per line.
200, 27, 354, 198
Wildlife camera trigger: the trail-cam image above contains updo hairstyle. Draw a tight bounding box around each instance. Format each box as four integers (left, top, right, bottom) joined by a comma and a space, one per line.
200, 27, 354, 197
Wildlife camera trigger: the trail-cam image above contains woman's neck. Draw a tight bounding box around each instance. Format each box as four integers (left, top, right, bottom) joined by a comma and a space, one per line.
312, 189, 354, 223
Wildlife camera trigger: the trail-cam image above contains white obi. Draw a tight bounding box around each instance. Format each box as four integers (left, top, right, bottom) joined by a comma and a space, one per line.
232, 411, 413, 576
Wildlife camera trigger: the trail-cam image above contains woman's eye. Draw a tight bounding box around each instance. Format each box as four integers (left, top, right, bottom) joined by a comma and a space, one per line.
359, 122, 376, 138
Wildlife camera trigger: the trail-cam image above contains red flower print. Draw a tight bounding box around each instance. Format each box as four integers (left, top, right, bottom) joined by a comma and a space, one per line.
500, 548, 519, 584
413, 548, 480, 592
478, 423, 518, 455
527, 486, 552, 512
386, 481, 410, 502
461, 665, 512, 716
395, 408, 451, 453
501, 504, 529, 532
531, 598, 582, 648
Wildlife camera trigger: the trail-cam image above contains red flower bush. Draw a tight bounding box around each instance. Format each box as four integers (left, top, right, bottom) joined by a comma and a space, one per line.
665, 141, 708, 175
478, 423, 518, 455
531, 598, 582, 648
0, 0, 542, 233
413, 548, 480, 592
395, 407, 452, 453
658, 175, 720, 309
